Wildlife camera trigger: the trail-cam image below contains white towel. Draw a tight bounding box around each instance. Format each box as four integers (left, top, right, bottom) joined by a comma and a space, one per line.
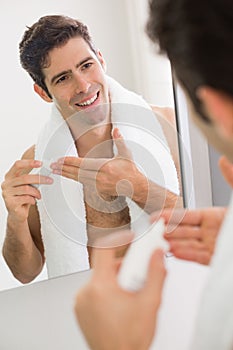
34, 76, 179, 278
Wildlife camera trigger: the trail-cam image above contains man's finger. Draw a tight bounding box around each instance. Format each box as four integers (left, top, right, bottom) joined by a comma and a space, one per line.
56, 157, 107, 171
164, 225, 202, 240
169, 246, 211, 265
5, 160, 42, 179
9, 174, 53, 187
151, 208, 205, 227
169, 239, 205, 252
54, 167, 97, 185
113, 128, 133, 159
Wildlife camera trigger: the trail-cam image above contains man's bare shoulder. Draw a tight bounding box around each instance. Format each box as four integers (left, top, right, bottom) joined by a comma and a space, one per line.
151, 105, 176, 128
21, 145, 35, 160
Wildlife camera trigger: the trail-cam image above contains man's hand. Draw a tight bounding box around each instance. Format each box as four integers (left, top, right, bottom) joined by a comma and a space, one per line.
151, 207, 226, 265
75, 232, 166, 350
1, 159, 53, 224
51, 128, 146, 198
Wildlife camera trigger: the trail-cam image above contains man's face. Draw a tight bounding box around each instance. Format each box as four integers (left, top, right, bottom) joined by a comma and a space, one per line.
42, 37, 109, 123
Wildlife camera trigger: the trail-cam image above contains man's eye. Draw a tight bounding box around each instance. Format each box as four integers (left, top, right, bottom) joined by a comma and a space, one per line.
56, 76, 68, 84
82, 62, 93, 70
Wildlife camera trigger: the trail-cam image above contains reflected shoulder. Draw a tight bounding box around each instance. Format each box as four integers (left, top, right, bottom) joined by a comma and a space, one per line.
151, 105, 176, 128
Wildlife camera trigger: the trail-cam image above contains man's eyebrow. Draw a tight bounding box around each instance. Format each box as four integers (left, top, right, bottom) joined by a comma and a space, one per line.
50, 56, 94, 85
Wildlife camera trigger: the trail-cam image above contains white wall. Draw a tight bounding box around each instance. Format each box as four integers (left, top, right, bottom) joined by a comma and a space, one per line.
126, 0, 174, 106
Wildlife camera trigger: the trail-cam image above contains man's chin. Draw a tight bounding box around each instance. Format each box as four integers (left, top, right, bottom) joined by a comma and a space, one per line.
80, 104, 109, 125
66, 104, 110, 134
202, 122, 233, 163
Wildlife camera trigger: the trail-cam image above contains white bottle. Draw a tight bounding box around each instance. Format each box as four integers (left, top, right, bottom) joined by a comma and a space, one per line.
118, 218, 169, 291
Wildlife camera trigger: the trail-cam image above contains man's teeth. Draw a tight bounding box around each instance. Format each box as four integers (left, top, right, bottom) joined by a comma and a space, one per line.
77, 94, 98, 106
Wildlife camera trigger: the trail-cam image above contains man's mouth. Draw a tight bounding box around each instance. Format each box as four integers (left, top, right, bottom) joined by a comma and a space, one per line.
76, 92, 99, 107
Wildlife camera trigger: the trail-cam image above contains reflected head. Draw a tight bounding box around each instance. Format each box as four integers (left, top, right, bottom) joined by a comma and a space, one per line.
19, 15, 97, 98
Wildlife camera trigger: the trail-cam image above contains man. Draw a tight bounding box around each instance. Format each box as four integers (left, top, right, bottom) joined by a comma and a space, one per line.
1, 15, 181, 283
74, 1, 233, 349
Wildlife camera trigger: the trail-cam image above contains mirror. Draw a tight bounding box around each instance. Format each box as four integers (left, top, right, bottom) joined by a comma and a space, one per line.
0, 0, 183, 291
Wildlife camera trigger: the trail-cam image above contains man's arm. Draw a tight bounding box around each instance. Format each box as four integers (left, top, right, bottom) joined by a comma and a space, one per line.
75, 232, 166, 350
132, 177, 183, 214
134, 106, 183, 212
151, 105, 183, 197
51, 128, 182, 214
1, 146, 52, 283
151, 207, 226, 265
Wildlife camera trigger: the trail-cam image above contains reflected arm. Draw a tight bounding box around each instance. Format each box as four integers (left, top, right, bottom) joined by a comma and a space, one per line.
3, 206, 44, 283
132, 175, 183, 214
2, 146, 45, 283
152, 105, 182, 196
52, 116, 183, 215
132, 106, 183, 213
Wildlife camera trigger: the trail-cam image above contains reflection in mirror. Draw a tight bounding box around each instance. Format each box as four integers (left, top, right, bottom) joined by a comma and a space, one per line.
0, 0, 183, 291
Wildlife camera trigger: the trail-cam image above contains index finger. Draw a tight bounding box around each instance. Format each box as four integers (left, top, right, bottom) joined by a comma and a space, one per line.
58, 156, 109, 171
150, 209, 204, 233
5, 159, 42, 179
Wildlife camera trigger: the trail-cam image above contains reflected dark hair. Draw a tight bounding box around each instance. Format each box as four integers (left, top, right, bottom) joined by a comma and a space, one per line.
146, 0, 233, 123
19, 15, 97, 98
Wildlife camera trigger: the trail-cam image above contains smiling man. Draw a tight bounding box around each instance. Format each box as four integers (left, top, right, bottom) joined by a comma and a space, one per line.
1, 15, 181, 282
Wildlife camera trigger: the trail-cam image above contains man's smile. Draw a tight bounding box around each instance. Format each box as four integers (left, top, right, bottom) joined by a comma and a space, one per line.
76, 91, 100, 109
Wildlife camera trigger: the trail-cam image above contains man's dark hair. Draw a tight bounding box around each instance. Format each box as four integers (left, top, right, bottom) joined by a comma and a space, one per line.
19, 15, 97, 98
146, 0, 233, 122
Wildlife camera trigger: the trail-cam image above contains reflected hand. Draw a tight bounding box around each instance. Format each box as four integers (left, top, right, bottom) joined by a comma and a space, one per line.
151, 207, 226, 265
1, 159, 53, 223
51, 128, 145, 198
75, 232, 166, 350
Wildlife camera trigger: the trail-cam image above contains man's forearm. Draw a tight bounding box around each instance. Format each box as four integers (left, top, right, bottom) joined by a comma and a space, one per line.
132, 177, 183, 214
2, 216, 44, 283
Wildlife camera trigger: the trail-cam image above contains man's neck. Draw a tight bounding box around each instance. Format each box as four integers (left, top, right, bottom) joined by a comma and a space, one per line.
67, 93, 113, 157
75, 122, 113, 158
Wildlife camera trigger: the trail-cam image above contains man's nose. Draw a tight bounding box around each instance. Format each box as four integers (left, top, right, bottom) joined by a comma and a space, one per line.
74, 75, 91, 94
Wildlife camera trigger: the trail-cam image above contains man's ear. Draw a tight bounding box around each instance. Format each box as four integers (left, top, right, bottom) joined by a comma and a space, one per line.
34, 83, 52, 103
197, 86, 233, 139
96, 50, 107, 72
